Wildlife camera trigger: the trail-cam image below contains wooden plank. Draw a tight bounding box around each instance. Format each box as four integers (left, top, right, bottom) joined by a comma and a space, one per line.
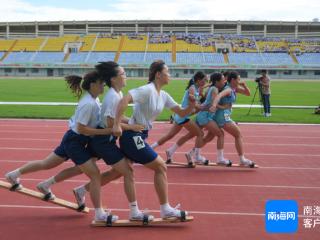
165, 159, 196, 168
199, 162, 259, 168
0, 180, 89, 213
91, 216, 194, 227
166, 160, 258, 168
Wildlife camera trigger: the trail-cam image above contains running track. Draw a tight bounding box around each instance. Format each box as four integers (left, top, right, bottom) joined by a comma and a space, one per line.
0, 119, 319, 240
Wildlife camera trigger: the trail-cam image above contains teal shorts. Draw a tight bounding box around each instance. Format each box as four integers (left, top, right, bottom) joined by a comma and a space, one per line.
215, 109, 233, 128
173, 114, 190, 125
196, 111, 216, 126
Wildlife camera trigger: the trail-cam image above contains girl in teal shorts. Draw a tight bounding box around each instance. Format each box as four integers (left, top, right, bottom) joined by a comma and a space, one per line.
211, 71, 256, 167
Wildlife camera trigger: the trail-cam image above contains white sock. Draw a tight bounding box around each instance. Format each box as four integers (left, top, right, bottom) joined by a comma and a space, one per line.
12, 169, 21, 178
129, 201, 139, 214
160, 203, 171, 212
194, 148, 200, 159
47, 176, 56, 186
150, 142, 159, 149
217, 149, 224, 161
95, 208, 106, 219
240, 155, 246, 162
79, 185, 88, 193
167, 144, 178, 155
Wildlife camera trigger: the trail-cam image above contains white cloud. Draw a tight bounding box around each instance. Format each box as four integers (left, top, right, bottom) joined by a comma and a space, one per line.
0, 0, 318, 22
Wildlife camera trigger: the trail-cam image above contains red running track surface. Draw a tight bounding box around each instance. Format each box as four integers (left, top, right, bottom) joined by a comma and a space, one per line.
0, 119, 319, 240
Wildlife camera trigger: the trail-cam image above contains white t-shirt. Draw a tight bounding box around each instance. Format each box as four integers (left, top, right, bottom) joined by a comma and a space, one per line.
128, 82, 178, 130
69, 93, 101, 134
100, 87, 123, 128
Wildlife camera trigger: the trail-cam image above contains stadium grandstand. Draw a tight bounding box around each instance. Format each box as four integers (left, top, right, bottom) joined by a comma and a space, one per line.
0, 20, 319, 79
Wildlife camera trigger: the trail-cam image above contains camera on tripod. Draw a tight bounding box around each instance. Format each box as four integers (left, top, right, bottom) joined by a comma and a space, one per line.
255, 77, 263, 83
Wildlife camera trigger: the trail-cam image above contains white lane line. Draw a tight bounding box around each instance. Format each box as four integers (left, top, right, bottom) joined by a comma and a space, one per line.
1, 147, 320, 157
0, 177, 319, 190
0, 204, 318, 219
0, 204, 264, 216
1, 120, 320, 126
1, 137, 319, 147
0, 130, 320, 139
1, 159, 320, 170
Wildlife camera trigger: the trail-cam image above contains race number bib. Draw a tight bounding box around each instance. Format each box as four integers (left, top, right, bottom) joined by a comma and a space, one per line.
133, 136, 145, 150
224, 113, 231, 121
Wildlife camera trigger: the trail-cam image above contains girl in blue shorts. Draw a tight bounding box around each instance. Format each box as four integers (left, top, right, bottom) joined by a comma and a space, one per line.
35, 62, 153, 222
112, 60, 195, 219
5, 71, 116, 222
76, 62, 153, 221
211, 71, 255, 167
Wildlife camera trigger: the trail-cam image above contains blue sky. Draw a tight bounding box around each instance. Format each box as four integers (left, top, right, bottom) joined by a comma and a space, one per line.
0, 0, 319, 22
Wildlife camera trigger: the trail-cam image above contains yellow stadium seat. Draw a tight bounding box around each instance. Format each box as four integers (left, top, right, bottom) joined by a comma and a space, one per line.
11, 38, 45, 51
42, 35, 79, 51
176, 40, 202, 52
256, 40, 288, 52
94, 35, 121, 51
232, 38, 258, 52
79, 34, 97, 51
0, 39, 16, 51
122, 35, 147, 52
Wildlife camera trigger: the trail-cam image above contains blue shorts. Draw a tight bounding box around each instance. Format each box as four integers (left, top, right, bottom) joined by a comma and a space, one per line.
173, 114, 190, 125
119, 130, 158, 165
196, 111, 216, 126
215, 109, 233, 128
89, 134, 124, 166
54, 130, 92, 166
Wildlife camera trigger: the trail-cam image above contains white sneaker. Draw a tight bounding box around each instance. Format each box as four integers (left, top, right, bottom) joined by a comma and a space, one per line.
37, 181, 55, 200
130, 210, 154, 222
195, 155, 209, 165
240, 158, 255, 168
73, 186, 86, 207
217, 158, 232, 167
160, 204, 188, 219
5, 172, 22, 190
185, 151, 195, 166
95, 211, 119, 222
267, 113, 272, 117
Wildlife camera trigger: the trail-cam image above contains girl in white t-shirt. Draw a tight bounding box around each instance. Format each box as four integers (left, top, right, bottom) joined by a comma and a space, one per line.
5, 71, 117, 222
112, 60, 195, 219
35, 62, 153, 222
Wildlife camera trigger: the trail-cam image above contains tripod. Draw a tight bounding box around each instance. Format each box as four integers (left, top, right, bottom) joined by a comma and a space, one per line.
247, 82, 263, 116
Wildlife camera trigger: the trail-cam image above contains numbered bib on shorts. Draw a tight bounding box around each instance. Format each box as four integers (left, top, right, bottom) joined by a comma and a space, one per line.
133, 136, 145, 150
224, 113, 231, 121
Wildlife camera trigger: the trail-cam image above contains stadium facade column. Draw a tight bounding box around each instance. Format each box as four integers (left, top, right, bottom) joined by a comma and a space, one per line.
295, 22, 298, 38
86, 22, 89, 35
59, 22, 64, 37
160, 24, 163, 34
237, 21, 241, 35
211, 24, 214, 34
264, 24, 267, 37
35, 22, 39, 37
6, 23, 9, 38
